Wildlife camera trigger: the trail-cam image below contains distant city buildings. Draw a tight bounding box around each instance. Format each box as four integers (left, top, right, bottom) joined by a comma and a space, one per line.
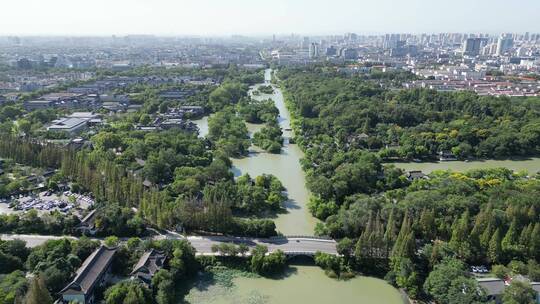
496, 34, 514, 56
309, 43, 320, 58
463, 37, 488, 56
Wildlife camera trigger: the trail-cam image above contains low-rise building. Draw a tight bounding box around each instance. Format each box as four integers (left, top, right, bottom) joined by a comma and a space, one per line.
24, 100, 55, 110
60, 245, 116, 304
47, 117, 88, 134
477, 278, 540, 304
130, 249, 166, 285
159, 89, 196, 100
76, 209, 97, 236
405, 170, 429, 181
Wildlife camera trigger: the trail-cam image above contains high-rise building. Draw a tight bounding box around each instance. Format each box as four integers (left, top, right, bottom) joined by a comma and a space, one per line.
462, 38, 487, 56
342, 48, 358, 60
496, 34, 514, 56
301, 37, 310, 49
325, 45, 337, 56
309, 43, 319, 58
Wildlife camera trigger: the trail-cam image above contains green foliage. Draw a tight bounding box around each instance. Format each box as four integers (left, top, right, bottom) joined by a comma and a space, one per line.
424, 258, 487, 304
237, 98, 278, 124
104, 281, 153, 304
234, 173, 286, 213
93, 204, 145, 237
308, 197, 338, 220
209, 82, 248, 112
492, 264, 510, 279
0, 270, 27, 304
104, 236, 119, 247
279, 67, 540, 160
256, 85, 274, 95
208, 108, 250, 157
252, 121, 283, 153
0, 211, 79, 236
502, 281, 537, 304
528, 260, 540, 281
314, 251, 352, 279
153, 269, 175, 304
250, 245, 286, 276
23, 276, 53, 304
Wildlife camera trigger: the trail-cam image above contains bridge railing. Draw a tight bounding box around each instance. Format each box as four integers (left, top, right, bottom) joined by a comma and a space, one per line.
270, 235, 334, 241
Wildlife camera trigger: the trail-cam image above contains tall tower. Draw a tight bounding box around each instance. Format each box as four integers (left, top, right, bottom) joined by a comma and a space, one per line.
309, 43, 319, 58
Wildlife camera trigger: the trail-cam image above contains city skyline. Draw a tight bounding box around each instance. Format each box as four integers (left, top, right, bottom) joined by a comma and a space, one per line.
1, 0, 540, 36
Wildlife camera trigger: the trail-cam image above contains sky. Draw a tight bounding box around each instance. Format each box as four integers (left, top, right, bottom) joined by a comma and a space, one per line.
1, 0, 539, 36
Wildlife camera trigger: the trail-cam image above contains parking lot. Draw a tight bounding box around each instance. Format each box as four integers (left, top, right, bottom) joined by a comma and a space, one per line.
0, 191, 95, 215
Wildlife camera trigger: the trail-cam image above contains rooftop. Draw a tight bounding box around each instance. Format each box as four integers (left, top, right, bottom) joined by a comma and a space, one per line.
60, 245, 116, 296
48, 118, 87, 130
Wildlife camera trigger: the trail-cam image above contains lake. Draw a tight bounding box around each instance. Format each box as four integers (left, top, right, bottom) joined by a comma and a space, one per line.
183, 265, 404, 304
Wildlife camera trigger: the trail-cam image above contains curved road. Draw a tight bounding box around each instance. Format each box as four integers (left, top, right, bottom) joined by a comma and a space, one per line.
1, 233, 338, 256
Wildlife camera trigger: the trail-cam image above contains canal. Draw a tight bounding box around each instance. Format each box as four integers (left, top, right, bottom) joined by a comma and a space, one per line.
183, 69, 405, 304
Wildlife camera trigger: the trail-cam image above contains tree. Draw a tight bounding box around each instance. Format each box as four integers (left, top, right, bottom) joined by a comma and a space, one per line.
528, 260, 540, 282
23, 276, 53, 304
337, 237, 354, 258
250, 245, 268, 274
502, 281, 536, 304
152, 269, 175, 304
314, 252, 343, 278
449, 211, 471, 259
492, 265, 510, 279
262, 250, 287, 275
0, 270, 27, 304
529, 223, 540, 260
238, 244, 249, 256
502, 219, 520, 257
104, 236, 119, 248
489, 228, 502, 264
104, 281, 152, 304
16, 119, 32, 137
424, 258, 473, 304
446, 276, 488, 304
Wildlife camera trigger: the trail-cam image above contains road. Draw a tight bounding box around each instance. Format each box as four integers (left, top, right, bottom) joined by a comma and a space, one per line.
1, 233, 338, 256
184, 236, 338, 256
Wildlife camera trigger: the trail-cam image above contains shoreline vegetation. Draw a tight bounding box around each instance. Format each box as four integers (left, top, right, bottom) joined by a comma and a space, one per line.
276, 66, 540, 302
1, 63, 539, 304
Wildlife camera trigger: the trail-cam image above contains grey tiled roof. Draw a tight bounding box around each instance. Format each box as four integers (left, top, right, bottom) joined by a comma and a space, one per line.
477, 278, 506, 296
60, 245, 116, 296
131, 249, 166, 282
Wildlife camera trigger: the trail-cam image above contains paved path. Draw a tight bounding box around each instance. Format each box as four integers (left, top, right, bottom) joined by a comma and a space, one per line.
1, 233, 338, 256
0, 234, 77, 247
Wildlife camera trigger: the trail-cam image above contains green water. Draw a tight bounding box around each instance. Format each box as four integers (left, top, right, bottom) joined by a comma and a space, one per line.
182, 69, 404, 304
231, 70, 316, 236
183, 265, 404, 304
391, 158, 540, 174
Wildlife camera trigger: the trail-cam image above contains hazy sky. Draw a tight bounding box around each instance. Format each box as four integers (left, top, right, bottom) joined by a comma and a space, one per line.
1, 0, 538, 36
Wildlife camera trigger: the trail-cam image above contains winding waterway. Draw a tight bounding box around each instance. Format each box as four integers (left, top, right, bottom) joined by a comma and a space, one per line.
231, 69, 316, 236
182, 69, 405, 304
